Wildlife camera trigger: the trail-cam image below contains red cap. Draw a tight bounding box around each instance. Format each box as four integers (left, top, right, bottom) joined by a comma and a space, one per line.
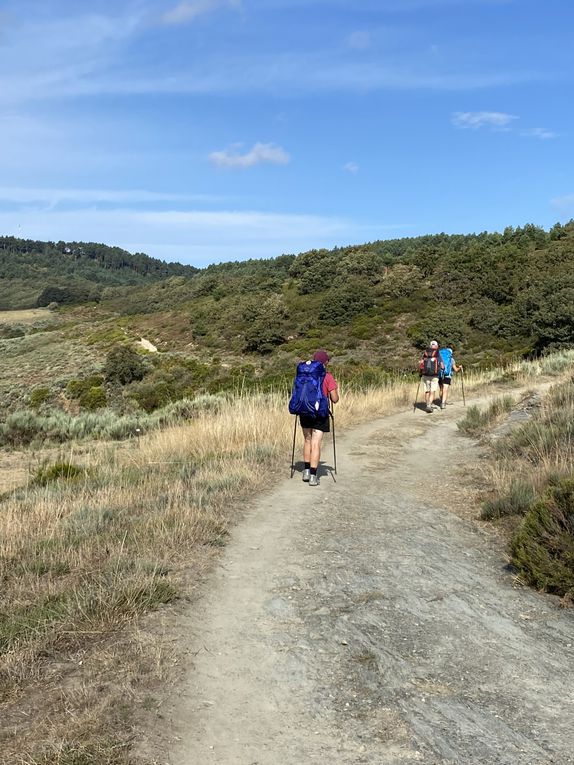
313, 349, 330, 364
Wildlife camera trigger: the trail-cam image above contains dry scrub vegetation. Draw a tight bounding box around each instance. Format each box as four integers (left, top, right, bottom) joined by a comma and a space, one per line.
1, 354, 572, 763
463, 351, 574, 601
1, 381, 413, 764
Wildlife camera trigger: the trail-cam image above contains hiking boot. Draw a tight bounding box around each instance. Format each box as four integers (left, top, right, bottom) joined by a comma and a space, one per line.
309, 474, 319, 486
426, 405, 433, 413
302, 468, 310, 482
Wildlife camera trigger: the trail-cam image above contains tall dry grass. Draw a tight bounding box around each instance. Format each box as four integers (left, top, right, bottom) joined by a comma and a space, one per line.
0, 380, 412, 764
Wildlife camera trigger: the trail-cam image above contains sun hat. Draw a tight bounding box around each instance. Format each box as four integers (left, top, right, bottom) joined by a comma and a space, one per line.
430, 340, 439, 349
313, 349, 330, 364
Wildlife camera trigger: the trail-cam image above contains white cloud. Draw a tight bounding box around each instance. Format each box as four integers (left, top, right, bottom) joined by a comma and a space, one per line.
451, 111, 518, 130
0, 187, 222, 206
521, 127, 558, 140
348, 31, 372, 50
343, 162, 359, 174
161, 0, 240, 25
209, 142, 290, 169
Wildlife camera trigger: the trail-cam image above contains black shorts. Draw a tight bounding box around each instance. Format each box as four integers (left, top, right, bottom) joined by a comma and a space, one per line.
299, 414, 330, 432
441, 376, 452, 386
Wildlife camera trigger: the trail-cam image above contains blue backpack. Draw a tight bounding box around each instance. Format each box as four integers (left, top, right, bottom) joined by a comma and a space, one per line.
439, 347, 454, 377
288, 360, 329, 417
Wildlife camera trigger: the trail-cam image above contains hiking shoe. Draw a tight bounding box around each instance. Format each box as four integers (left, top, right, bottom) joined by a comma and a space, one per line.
302, 468, 310, 482
426, 405, 433, 413
309, 474, 319, 486
440, 402, 446, 410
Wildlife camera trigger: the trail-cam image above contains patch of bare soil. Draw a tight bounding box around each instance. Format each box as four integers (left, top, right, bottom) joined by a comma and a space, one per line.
137, 387, 574, 765
0, 308, 54, 324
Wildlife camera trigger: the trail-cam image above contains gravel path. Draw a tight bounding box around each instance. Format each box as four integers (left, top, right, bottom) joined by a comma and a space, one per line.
162, 396, 574, 765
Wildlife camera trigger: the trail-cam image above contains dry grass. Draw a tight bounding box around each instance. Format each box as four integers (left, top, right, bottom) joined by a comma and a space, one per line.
0, 380, 411, 763
0, 353, 571, 763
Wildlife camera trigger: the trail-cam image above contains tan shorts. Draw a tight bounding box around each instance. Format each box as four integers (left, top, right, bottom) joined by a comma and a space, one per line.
422, 375, 439, 392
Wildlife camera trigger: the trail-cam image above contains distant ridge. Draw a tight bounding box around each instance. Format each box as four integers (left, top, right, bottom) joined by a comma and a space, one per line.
0, 236, 198, 310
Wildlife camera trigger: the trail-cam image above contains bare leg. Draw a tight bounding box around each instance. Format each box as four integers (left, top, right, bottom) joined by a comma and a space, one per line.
441, 383, 450, 406
310, 430, 324, 469
302, 427, 313, 464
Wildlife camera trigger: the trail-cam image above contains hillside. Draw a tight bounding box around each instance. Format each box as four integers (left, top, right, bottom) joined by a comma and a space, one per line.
0, 237, 198, 310
1, 221, 573, 419
95, 220, 574, 366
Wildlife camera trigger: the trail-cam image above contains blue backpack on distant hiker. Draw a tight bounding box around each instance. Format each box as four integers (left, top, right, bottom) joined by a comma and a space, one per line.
288, 360, 329, 418
439, 347, 454, 378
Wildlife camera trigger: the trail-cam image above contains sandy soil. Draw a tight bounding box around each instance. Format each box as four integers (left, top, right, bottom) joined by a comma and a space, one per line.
138, 392, 574, 764
0, 308, 53, 324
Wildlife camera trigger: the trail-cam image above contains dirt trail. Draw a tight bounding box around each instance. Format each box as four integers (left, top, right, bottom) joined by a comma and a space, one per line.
158, 392, 574, 765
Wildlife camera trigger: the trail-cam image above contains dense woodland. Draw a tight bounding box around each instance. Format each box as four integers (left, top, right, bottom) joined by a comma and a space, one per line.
1, 221, 574, 414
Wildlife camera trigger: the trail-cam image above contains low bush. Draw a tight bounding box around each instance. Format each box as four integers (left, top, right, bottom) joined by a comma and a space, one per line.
482, 479, 535, 520
104, 345, 146, 385
29, 386, 52, 409
510, 479, 574, 597
457, 395, 514, 436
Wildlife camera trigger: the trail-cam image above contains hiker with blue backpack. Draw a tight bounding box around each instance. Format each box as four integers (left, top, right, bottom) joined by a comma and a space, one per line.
439, 345, 463, 409
288, 349, 339, 486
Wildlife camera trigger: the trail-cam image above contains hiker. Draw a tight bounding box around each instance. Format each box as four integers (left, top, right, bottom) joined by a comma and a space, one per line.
289, 349, 339, 486
439, 345, 463, 409
419, 340, 444, 413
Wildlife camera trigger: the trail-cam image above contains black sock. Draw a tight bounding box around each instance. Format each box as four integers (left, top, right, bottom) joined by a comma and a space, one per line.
310, 467, 317, 476
304, 462, 311, 470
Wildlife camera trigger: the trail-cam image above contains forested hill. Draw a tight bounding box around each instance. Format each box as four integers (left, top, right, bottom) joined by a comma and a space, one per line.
0, 237, 198, 310
96, 220, 574, 369
2, 222, 574, 376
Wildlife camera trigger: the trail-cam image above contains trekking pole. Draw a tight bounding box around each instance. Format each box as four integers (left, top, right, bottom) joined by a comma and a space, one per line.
289, 416, 298, 478
413, 377, 422, 413
329, 406, 337, 476
460, 369, 466, 407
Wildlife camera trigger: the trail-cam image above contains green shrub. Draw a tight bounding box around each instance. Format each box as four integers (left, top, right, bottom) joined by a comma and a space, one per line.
29, 386, 51, 409
129, 381, 173, 412
539, 350, 574, 376
104, 345, 146, 385
67, 375, 105, 398
457, 396, 514, 436
79, 385, 107, 410
0, 324, 25, 339
482, 480, 535, 520
510, 479, 574, 597
318, 280, 374, 325
406, 308, 467, 349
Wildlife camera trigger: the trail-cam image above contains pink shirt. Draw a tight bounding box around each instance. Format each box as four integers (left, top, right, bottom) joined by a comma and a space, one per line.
323, 371, 338, 398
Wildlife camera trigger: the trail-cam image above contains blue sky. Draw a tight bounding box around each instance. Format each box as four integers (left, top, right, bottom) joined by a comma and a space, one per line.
0, 0, 572, 265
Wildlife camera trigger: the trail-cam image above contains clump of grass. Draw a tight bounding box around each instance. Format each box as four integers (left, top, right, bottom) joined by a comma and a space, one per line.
33, 461, 85, 486
510, 478, 574, 597
457, 395, 514, 436
481, 479, 535, 520
539, 350, 574, 376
